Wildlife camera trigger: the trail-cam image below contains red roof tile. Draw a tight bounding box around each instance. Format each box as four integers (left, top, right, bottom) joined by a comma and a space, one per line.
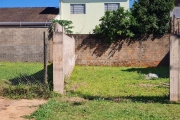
0, 7, 59, 22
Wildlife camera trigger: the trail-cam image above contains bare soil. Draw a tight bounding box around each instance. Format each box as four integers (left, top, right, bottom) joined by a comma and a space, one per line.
0, 97, 47, 120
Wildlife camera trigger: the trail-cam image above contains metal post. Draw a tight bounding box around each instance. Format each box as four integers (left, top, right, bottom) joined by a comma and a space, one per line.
173, 15, 176, 34
44, 31, 48, 84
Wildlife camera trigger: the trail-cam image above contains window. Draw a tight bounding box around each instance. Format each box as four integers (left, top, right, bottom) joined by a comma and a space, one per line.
104, 3, 120, 12
70, 4, 86, 14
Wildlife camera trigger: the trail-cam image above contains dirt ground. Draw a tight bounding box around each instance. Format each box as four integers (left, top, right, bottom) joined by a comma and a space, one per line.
0, 97, 47, 120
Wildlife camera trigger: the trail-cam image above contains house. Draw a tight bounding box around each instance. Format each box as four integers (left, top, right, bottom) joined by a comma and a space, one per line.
171, 0, 180, 18
59, 0, 130, 34
171, 0, 180, 34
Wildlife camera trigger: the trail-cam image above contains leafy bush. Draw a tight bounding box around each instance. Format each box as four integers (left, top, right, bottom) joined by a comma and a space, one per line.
131, 0, 174, 34
93, 7, 136, 42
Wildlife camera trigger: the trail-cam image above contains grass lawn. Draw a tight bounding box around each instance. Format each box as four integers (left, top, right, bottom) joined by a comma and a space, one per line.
0, 62, 54, 99
0, 62, 44, 81
28, 66, 180, 120
0, 63, 179, 119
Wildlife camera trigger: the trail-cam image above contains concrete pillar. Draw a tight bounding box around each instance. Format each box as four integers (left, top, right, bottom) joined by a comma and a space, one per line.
53, 23, 64, 94
170, 35, 180, 101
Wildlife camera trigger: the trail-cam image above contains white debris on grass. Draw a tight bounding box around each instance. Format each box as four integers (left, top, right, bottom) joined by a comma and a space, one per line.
145, 73, 158, 80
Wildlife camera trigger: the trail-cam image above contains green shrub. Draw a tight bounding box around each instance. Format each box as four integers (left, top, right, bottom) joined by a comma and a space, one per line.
93, 7, 136, 43
50, 20, 74, 34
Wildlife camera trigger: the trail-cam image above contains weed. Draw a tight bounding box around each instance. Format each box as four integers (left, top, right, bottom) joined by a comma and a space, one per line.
1, 81, 60, 99
136, 71, 145, 80
0, 62, 60, 99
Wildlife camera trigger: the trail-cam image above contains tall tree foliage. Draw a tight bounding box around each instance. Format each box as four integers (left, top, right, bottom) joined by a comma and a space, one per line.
93, 0, 174, 43
131, 0, 174, 34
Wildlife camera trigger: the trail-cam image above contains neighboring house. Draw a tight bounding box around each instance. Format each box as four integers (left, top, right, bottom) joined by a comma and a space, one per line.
0, 7, 59, 24
171, 0, 180, 34
171, 0, 180, 18
59, 0, 130, 34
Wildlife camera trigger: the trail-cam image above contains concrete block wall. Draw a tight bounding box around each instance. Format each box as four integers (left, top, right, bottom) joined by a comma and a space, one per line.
63, 34, 75, 78
69, 34, 170, 67
0, 28, 49, 62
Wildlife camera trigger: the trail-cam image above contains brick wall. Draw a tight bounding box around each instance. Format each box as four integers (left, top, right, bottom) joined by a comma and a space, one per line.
69, 34, 170, 67
0, 28, 170, 67
0, 28, 49, 62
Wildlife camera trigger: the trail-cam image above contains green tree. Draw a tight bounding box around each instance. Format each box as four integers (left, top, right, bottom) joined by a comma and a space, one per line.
93, 7, 135, 42
93, 7, 136, 43
51, 20, 74, 34
131, 0, 174, 34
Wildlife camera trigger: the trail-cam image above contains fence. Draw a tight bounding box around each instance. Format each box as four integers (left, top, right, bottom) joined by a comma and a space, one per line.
53, 23, 75, 94
0, 28, 49, 84
0, 24, 75, 94
170, 14, 180, 101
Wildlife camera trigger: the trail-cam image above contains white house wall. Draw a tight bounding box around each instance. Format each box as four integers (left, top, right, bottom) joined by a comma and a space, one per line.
60, 0, 129, 34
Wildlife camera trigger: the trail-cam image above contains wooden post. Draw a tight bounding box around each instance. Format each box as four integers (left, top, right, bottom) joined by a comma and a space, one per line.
171, 16, 173, 33
173, 15, 176, 34
44, 31, 48, 84
53, 23, 64, 94
178, 21, 180, 34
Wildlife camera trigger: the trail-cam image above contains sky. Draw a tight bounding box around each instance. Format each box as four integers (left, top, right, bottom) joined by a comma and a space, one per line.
130, 0, 134, 8
0, 0, 134, 8
0, 0, 59, 7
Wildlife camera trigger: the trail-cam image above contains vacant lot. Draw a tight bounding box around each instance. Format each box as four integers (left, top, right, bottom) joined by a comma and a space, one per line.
27, 66, 180, 120
0, 63, 179, 119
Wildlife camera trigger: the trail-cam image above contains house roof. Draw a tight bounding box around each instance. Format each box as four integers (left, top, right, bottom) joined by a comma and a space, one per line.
0, 7, 59, 22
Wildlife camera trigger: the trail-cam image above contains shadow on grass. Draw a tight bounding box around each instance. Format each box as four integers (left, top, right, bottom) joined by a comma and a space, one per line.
0, 64, 56, 99
122, 67, 169, 78
8, 63, 53, 90
47, 63, 53, 91
1, 63, 55, 99
67, 67, 170, 104
69, 91, 172, 104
